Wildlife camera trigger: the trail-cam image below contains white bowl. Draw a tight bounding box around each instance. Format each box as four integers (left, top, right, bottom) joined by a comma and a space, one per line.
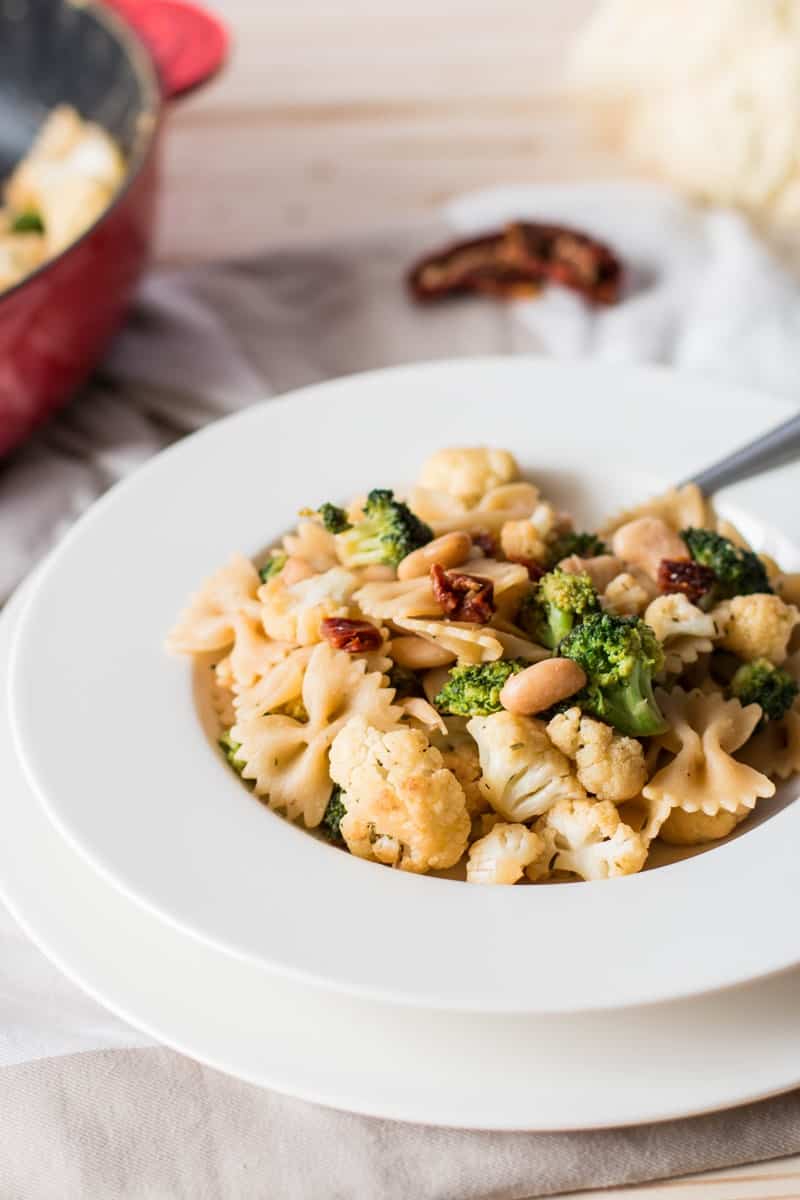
9, 357, 800, 1014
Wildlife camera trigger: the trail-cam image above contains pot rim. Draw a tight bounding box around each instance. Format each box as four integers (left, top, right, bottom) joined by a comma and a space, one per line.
0, 0, 163, 309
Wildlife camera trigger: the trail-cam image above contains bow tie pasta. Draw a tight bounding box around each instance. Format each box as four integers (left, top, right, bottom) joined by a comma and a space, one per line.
168, 447, 800, 883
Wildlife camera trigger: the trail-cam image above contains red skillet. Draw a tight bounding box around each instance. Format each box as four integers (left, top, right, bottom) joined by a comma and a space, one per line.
0, 0, 228, 456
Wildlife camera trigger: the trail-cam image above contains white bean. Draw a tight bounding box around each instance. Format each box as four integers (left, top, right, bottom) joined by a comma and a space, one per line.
391, 636, 456, 670
500, 658, 587, 716
397, 532, 473, 580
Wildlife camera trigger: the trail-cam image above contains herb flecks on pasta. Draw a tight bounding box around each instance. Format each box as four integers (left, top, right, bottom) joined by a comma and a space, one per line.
167, 445, 799, 884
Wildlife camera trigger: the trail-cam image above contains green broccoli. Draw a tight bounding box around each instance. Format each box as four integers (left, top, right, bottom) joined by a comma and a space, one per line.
321, 785, 347, 842
546, 530, 609, 568
319, 502, 352, 534
729, 658, 798, 723
336, 488, 433, 568
681, 528, 771, 603
558, 612, 668, 736
434, 659, 525, 717
388, 662, 420, 700
10, 210, 44, 234
219, 729, 246, 775
518, 569, 599, 649
259, 550, 287, 583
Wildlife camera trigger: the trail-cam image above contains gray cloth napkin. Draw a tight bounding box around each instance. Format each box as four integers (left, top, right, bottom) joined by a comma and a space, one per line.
2, 190, 800, 1197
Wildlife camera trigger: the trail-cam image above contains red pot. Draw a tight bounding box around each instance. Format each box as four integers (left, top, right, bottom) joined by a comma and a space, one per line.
0, 0, 228, 457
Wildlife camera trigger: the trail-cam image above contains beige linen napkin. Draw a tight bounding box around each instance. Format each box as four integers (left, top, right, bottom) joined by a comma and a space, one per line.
2, 184, 800, 1197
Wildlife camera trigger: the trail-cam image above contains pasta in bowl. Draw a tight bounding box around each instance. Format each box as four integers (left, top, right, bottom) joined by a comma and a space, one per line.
168, 445, 800, 885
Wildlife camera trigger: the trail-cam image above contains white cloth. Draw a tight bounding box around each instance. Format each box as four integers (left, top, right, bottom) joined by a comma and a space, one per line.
2, 182, 800, 1196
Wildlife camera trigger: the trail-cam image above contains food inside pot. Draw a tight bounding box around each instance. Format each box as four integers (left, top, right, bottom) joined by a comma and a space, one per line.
0, 105, 125, 294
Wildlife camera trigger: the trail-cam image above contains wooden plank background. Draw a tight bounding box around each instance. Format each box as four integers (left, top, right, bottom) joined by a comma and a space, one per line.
155, 2, 800, 1194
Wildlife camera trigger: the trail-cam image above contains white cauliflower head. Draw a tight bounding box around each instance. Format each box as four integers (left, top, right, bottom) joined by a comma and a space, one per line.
466, 711, 585, 822
429, 727, 487, 815
546, 707, 646, 801
329, 717, 470, 873
714, 593, 800, 665
602, 571, 653, 617
499, 501, 566, 562
533, 797, 648, 881
259, 566, 358, 644
659, 805, 747, 846
418, 446, 519, 506
645, 593, 717, 643
466, 822, 544, 885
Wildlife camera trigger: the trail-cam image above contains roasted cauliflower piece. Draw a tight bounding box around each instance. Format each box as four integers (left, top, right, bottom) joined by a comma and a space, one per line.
466, 711, 585, 823
499, 501, 563, 563
602, 572, 652, 617
328, 717, 470, 873
259, 566, 358, 645
658, 806, 746, 846
466, 822, 544, 885
429, 727, 487, 815
713, 594, 800, 665
418, 446, 519, 506
532, 797, 648, 882
546, 707, 646, 801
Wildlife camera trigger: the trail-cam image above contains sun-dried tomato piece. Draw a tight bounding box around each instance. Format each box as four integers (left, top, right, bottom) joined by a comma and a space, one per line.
507, 556, 546, 583
320, 618, 383, 653
472, 529, 498, 558
658, 559, 717, 605
506, 221, 622, 305
430, 563, 495, 623
408, 234, 543, 302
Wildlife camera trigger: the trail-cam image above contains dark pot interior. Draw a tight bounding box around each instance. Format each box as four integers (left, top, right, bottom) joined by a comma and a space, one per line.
0, 0, 155, 177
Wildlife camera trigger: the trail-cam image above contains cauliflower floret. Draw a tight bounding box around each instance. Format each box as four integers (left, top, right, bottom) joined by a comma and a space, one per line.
713, 594, 800, 665
602, 572, 652, 617
645, 593, 717, 644
500, 501, 564, 562
429, 727, 487, 815
658, 806, 746, 846
329, 717, 470, 873
466, 822, 544, 885
546, 707, 646, 802
418, 446, 519, 506
259, 566, 358, 644
532, 797, 648, 881
467, 711, 585, 822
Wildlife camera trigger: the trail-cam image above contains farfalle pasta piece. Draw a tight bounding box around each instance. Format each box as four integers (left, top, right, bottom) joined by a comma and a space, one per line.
232, 643, 403, 827
488, 616, 551, 663
713, 594, 800, 666
644, 593, 717, 675
397, 696, 448, 735
282, 519, 339, 572
354, 576, 443, 622
233, 646, 314, 720
616, 793, 673, 844
600, 483, 714, 538
738, 704, 800, 781
658, 806, 749, 846
643, 687, 774, 817
167, 554, 288, 687
408, 482, 539, 536
260, 566, 359, 645
210, 665, 236, 730
392, 617, 504, 665
466, 822, 544, 885
417, 446, 520, 506
167, 553, 262, 656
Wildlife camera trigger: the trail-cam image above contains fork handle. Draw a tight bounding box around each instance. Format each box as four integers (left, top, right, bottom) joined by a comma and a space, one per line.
681, 411, 800, 496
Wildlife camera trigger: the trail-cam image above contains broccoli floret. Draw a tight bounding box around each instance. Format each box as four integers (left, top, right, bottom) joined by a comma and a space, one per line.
318, 503, 352, 534
558, 612, 668, 736
388, 662, 420, 700
681, 528, 771, 603
434, 660, 525, 717
321, 785, 347, 842
10, 210, 44, 234
336, 488, 433, 567
219, 729, 246, 775
546, 530, 609, 567
518, 569, 599, 649
259, 550, 287, 583
729, 658, 798, 723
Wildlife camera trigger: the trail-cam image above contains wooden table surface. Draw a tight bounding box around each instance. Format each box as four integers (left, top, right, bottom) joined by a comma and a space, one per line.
156, 2, 799, 1195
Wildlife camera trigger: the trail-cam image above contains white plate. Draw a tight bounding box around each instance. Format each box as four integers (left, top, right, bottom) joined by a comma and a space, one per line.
3, 570, 800, 1130
9, 357, 800, 1015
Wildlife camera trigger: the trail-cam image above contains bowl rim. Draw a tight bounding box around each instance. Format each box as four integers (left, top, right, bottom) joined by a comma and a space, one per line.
8, 356, 800, 1014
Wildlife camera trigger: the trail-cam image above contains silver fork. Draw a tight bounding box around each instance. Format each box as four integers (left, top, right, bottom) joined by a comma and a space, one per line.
681, 411, 800, 495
